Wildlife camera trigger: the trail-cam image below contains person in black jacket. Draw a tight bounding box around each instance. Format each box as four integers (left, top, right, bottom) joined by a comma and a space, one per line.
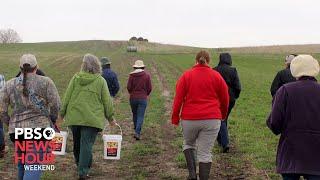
214, 53, 241, 153
270, 54, 297, 97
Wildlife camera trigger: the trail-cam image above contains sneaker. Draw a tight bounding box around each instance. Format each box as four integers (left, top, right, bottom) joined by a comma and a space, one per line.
134, 134, 140, 140
222, 146, 230, 153
79, 175, 90, 180
0, 145, 5, 158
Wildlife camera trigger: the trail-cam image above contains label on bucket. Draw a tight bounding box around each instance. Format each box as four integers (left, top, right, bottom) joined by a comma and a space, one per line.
52, 134, 63, 152
106, 141, 118, 157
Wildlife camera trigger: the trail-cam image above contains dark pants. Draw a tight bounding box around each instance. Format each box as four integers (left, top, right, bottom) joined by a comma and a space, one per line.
282, 174, 320, 180
0, 121, 4, 152
130, 99, 147, 135
217, 99, 235, 148
71, 126, 99, 177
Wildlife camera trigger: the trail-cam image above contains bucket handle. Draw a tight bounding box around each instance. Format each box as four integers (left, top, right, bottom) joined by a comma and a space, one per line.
103, 123, 122, 136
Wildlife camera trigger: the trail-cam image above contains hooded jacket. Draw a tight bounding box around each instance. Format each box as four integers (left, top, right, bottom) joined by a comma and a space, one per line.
214, 53, 241, 101
61, 72, 114, 130
127, 70, 152, 100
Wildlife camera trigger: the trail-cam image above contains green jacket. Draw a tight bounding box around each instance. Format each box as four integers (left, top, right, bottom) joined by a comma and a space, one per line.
61, 72, 114, 130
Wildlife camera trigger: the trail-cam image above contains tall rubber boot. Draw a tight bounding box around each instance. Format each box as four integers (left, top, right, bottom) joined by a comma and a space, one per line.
183, 149, 197, 180
199, 162, 211, 180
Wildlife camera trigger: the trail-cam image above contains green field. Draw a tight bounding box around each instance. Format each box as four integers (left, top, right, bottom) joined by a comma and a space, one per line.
0, 41, 319, 179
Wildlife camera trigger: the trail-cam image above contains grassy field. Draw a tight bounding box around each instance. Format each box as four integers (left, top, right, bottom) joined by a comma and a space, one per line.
0, 41, 319, 179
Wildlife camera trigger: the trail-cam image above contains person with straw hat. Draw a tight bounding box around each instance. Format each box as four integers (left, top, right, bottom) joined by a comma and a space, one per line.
267, 55, 320, 179
101, 57, 120, 98
127, 60, 152, 140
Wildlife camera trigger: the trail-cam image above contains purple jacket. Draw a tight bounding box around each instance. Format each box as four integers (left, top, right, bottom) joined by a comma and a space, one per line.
267, 77, 320, 175
127, 70, 152, 100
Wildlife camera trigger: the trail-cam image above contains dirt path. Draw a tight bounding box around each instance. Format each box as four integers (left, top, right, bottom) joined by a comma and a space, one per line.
148, 60, 187, 179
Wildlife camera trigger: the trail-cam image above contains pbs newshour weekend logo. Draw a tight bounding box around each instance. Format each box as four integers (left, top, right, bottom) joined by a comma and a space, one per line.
14, 127, 57, 171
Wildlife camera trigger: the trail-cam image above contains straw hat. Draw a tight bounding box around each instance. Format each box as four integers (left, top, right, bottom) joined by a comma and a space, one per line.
133, 60, 145, 68
20, 54, 37, 68
290, 55, 320, 78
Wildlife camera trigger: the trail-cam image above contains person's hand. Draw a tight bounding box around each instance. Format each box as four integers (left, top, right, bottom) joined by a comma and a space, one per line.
109, 120, 117, 127
53, 123, 61, 133
172, 122, 179, 128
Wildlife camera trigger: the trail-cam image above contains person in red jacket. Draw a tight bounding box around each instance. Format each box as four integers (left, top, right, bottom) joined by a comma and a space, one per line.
127, 60, 152, 140
171, 50, 229, 180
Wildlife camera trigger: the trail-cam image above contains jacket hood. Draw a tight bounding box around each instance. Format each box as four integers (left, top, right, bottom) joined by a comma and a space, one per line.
75, 71, 100, 86
219, 53, 232, 66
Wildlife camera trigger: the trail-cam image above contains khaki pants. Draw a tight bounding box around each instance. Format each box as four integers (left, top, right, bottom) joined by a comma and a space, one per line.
181, 120, 221, 163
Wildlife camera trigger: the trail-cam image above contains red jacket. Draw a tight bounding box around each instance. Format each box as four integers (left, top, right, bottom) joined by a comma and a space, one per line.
127, 70, 152, 100
171, 64, 229, 125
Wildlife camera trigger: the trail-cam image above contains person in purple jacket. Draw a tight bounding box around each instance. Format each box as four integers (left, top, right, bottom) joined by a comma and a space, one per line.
267, 55, 320, 180
127, 60, 152, 140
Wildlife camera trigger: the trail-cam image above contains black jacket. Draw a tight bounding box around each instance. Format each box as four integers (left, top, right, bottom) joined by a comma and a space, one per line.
270, 68, 295, 97
214, 53, 241, 102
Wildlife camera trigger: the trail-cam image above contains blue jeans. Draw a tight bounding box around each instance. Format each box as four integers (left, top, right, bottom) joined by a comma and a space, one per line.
282, 174, 320, 180
217, 100, 235, 148
130, 99, 147, 135
217, 120, 229, 148
0, 121, 4, 149
16, 142, 45, 180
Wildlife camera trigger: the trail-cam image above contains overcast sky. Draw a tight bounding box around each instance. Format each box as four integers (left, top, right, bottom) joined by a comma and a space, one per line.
1, 0, 319, 48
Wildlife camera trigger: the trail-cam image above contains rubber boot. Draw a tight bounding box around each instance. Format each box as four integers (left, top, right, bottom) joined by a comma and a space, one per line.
199, 162, 211, 180
183, 149, 197, 180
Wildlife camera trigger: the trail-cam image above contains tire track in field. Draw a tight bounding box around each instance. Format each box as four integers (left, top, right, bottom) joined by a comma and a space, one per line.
149, 60, 187, 179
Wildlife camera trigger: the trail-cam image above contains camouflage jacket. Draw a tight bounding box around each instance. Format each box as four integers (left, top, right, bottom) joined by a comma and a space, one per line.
0, 74, 61, 133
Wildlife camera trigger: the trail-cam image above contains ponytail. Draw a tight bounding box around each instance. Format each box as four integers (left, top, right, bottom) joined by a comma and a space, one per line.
196, 50, 210, 65
20, 64, 36, 97
199, 57, 206, 64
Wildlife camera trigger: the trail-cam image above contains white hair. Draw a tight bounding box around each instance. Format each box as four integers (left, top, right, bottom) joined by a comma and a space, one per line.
81, 54, 102, 74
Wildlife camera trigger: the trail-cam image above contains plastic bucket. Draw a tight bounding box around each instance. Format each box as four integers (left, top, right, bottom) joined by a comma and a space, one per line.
103, 124, 122, 160
52, 131, 68, 155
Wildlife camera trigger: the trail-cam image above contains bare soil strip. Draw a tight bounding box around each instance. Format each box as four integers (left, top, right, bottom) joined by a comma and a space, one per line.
149, 60, 187, 179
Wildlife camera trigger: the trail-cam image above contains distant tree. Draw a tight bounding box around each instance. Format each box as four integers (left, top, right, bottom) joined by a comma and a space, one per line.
130, 36, 137, 41
143, 39, 148, 42
137, 37, 144, 41
0, 28, 22, 44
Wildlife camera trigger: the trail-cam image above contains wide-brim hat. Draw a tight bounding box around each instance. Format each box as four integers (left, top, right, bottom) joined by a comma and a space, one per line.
20, 54, 37, 68
133, 60, 145, 68
290, 55, 320, 78
100, 57, 111, 65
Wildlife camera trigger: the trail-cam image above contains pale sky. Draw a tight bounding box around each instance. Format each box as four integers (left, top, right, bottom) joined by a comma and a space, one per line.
1, 0, 319, 48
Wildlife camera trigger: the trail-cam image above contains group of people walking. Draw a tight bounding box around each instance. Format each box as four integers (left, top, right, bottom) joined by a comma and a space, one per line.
0, 50, 319, 180
171, 51, 320, 180
0, 54, 152, 180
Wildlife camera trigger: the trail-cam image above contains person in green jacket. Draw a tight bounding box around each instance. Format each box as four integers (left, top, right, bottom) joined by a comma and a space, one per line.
60, 54, 116, 180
